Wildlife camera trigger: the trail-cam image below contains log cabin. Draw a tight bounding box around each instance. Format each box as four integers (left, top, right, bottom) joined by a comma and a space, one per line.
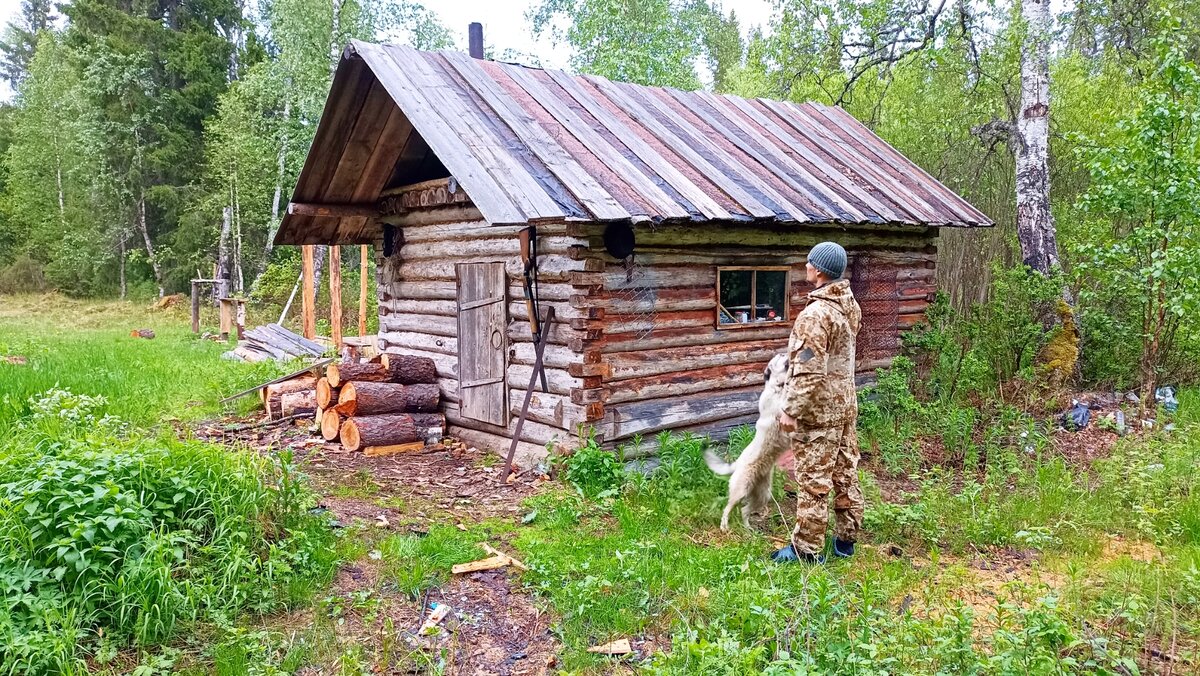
274, 39, 992, 465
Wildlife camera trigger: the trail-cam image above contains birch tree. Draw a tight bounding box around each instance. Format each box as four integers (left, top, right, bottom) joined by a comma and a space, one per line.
1015, 0, 1061, 274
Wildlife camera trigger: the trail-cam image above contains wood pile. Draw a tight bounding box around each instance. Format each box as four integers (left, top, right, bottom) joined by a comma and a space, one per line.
231, 323, 327, 363
308, 352, 444, 456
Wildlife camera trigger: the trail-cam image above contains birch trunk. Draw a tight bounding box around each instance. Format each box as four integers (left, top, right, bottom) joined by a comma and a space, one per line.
217, 205, 233, 302
262, 93, 292, 277
233, 179, 244, 293
136, 190, 165, 298
118, 234, 127, 299
313, 244, 327, 312
1015, 0, 1060, 274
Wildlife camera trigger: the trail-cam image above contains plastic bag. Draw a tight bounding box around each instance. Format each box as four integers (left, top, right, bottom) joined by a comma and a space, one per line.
1155, 386, 1179, 414
1063, 401, 1091, 431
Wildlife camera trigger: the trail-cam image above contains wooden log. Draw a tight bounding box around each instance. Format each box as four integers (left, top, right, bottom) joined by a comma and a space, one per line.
379, 353, 438, 384
316, 377, 338, 408
321, 409, 342, 441
301, 245, 316, 339
364, 441, 425, 457
280, 390, 317, 418
262, 376, 317, 419
336, 381, 440, 416
340, 413, 446, 452
359, 245, 369, 338
327, 361, 389, 387
314, 405, 324, 426
329, 245, 343, 348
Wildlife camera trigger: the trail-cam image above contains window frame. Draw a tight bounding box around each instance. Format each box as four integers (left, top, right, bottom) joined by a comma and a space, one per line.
716, 266, 792, 330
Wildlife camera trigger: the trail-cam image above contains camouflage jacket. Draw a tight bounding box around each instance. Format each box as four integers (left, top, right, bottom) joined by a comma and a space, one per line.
781, 279, 862, 428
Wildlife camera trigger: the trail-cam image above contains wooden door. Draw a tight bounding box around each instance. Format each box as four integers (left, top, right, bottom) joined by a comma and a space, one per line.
456, 262, 509, 426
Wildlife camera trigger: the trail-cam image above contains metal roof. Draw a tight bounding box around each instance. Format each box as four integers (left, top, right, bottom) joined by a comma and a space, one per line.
276, 41, 992, 245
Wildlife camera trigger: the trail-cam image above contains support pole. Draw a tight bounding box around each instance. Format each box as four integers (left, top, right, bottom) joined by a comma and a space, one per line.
190, 280, 200, 333
359, 245, 369, 337
301, 244, 316, 339
329, 245, 342, 349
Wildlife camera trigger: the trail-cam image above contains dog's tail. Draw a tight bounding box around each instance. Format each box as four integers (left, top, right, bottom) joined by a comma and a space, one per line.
704, 450, 735, 476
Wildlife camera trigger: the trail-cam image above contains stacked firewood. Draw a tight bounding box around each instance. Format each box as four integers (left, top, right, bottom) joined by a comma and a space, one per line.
261, 353, 444, 456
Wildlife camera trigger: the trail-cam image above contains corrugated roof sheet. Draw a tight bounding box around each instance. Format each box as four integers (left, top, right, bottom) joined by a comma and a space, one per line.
276, 41, 992, 245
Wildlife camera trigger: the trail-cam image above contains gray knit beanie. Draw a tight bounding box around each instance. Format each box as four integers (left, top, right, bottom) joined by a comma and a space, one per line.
807, 242, 847, 279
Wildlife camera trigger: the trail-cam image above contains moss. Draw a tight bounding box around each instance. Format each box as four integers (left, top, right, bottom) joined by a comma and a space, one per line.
1038, 299, 1080, 389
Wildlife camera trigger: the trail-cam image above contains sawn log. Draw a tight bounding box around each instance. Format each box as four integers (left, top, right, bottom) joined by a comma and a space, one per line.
321, 409, 342, 441
279, 390, 317, 418
340, 413, 446, 452
316, 377, 338, 408
335, 381, 440, 416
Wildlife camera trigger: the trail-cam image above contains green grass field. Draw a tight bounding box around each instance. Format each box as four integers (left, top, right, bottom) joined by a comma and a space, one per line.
1, 294, 1198, 674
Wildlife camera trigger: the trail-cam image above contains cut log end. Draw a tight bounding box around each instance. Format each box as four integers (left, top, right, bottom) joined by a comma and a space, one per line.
321, 409, 342, 441
316, 377, 336, 408
340, 418, 361, 450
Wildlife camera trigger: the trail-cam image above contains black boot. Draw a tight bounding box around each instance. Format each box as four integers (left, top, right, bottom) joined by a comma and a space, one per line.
771, 544, 825, 564
833, 538, 855, 558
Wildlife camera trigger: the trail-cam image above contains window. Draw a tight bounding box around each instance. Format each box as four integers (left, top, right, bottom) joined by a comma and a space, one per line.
717, 267, 790, 329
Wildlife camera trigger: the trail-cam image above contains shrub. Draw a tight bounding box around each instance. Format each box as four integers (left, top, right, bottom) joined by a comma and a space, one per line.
0, 254, 47, 294
0, 388, 339, 673
558, 437, 625, 498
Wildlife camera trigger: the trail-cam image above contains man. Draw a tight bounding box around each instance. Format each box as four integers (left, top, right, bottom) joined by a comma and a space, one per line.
773, 241, 864, 563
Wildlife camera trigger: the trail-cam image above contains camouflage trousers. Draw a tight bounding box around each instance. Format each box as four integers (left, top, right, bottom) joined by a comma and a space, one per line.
789, 419, 864, 555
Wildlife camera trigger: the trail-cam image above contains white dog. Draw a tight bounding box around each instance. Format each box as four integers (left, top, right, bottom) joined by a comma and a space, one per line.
704, 353, 792, 530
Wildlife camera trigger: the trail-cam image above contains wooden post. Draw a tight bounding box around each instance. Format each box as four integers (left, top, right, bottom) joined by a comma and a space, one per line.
190, 280, 200, 333
329, 245, 343, 349
301, 245, 316, 339
359, 245, 369, 337
235, 300, 246, 340
218, 298, 233, 341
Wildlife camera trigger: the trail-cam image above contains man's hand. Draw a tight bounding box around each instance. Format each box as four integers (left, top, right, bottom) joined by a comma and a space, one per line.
778, 411, 797, 432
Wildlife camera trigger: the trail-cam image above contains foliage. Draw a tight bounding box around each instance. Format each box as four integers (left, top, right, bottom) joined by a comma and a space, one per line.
558, 436, 625, 498
0, 388, 339, 674
1073, 18, 1200, 394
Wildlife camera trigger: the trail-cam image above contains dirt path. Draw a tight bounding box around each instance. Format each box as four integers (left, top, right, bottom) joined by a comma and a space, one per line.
196, 419, 562, 675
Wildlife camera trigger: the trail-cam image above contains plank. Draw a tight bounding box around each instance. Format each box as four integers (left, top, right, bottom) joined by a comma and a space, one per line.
263, 323, 325, 355
219, 357, 334, 403
363, 441, 425, 457
809, 103, 987, 224
287, 202, 378, 218
329, 245, 343, 348
771, 100, 928, 223
292, 55, 375, 203
352, 41, 525, 224
301, 245, 316, 339
441, 51, 629, 221
322, 78, 396, 201
695, 91, 863, 221
451, 555, 511, 575
381, 44, 570, 222
543, 68, 731, 220
500, 66, 688, 220
738, 97, 897, 223
635, 85, 807, 221
772, 101, 938, 224
585, 75, 775, 219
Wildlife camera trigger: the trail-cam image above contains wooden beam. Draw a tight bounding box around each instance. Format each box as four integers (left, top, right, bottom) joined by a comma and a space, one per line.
359, 245, 369, 337
301, 245, 316, 339
287, 202, 379, 218
329, 245, 343, 349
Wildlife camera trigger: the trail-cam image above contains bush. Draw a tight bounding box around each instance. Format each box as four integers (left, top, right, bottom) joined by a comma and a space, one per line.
0, 254, 47, 294
558, 437, 625, 498
0, 388, 339, 673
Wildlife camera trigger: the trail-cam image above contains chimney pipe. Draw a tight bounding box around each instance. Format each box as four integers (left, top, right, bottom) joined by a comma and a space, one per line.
468, 22, 484, 59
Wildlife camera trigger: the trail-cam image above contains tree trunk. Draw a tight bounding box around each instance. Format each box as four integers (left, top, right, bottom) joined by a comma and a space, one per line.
1015, 0, 1060, 274
262, 93, 292, 278
312, 245, 327, 315
340, 413, 446, 452
335, 381, 440, 416
136, 190, 165, 298
217, 205, 233, 301
118, 234, 127, 299
1139, 261, 1167, 411
233, 181, 244, 293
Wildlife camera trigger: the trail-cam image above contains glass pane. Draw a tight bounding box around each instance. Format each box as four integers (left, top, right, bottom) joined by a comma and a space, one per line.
754, 270, 787, 323
718, 270, 752, 325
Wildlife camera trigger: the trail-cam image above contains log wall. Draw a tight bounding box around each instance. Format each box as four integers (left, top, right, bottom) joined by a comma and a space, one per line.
375, 215, 599, 464
562, 222, 937, 446
377, 213, 936, 459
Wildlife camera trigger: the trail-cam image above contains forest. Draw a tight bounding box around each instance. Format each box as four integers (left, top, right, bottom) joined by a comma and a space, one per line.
1, 0, 1200, 673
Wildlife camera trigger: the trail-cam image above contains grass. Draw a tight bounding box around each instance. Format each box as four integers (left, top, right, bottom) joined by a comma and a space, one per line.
3, 295, 1199, 674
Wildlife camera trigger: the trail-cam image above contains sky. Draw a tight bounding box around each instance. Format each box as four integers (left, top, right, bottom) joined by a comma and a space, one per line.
0, 0, 777, 102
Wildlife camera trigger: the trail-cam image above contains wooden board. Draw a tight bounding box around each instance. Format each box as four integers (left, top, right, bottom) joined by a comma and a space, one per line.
363, 441, 425, 457
456, 262, 509, 427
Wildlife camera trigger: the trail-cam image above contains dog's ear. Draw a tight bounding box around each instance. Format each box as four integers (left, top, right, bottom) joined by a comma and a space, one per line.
763, 362, 772, 380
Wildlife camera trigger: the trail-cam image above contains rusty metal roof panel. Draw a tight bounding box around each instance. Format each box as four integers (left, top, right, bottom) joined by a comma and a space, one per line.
275, 41, 992, 245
